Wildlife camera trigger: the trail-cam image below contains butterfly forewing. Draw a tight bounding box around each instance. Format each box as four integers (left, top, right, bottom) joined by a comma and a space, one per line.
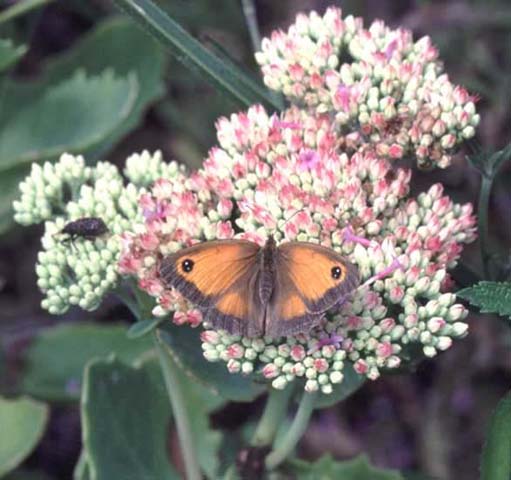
264, 242, 359, 337
159, 240, 264, 336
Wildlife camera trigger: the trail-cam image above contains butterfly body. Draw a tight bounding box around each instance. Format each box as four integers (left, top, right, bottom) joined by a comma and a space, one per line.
159, 235, 359, 338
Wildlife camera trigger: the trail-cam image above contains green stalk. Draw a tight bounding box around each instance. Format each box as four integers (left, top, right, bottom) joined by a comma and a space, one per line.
265, 391, 318, 469
478, 172, 493, 279
0, 0, 55, 24
251, 386, 293, 447
241, 0, 261, 51
480, 390, 511, 480
155, 333, 202, 480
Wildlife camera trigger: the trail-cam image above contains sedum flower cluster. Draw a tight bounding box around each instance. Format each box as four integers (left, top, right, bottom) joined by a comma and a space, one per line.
14, 8, 479, 394
119, 105, 476, 394
13, 151, 181, 314
255, 7, 479, 169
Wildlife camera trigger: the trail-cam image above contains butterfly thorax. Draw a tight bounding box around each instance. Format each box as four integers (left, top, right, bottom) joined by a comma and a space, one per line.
259, 235, 277, 304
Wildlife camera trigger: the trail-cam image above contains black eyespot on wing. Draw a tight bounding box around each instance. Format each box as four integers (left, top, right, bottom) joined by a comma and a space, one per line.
182, 259, 194, 273
331, 266, 342, 279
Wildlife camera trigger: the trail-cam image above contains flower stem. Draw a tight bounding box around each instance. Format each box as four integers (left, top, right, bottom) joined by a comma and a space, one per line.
241, 0, 261, 51
265, 391, 318, 470
155, 332, 202, 480
478, 172, 493, 279
251, 386, 294, 447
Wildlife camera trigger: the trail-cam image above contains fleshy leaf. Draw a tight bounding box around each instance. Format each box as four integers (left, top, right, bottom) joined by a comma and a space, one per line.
0, 70, 138, 169
141, 355, 225, 478
289, 454, 404, 480
0, 396, 49, 477
40, 17, 166, 157
480, 389, 511, 480
20, 323, 152, 401
81, 357, 180, 480
157, 323, 265, 402
458, 281, 511, 319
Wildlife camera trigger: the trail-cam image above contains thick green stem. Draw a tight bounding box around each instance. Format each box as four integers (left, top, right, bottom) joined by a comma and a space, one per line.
241, 0, 261, 51
0, 0, 55, 24
155, 333, 202, 480
251, 386, 293, 447
478, 173, 493, 279
265, 391, 318, 470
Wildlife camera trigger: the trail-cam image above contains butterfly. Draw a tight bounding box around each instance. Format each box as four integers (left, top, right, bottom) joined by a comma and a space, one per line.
159, 235, 359, 338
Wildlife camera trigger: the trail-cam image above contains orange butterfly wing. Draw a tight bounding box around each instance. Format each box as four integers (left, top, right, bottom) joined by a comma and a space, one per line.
265, 242, 359, 337
159, 240, 265, 336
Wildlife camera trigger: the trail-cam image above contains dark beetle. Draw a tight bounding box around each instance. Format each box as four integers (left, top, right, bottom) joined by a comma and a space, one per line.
60, 217, 109, 243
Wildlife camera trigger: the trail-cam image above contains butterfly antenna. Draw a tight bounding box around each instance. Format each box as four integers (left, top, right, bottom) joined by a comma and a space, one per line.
280, 209, 304, 228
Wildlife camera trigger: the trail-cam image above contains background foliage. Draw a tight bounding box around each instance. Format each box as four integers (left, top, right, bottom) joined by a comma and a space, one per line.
0, 0, 510, 479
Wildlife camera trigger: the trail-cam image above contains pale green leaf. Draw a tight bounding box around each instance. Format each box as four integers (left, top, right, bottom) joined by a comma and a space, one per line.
40, 17, 166, 157
0, 396, 49, 477
20, 323, 152, 402
480, 390, 511, 480
0, 70, 138, 169
140, 354, 226, 478
81, 357, 180, 480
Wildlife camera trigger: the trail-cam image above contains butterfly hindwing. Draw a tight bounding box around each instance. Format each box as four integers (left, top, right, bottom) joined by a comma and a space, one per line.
159, 240, 264, 336
266, 242, 359, 335
278, 242, 359, 312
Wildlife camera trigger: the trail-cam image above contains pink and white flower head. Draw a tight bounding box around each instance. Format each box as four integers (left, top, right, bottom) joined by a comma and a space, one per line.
120, 105, 476, 394
255, 7, 480, 169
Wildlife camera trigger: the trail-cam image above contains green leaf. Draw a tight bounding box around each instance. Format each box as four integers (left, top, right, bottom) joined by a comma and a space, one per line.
157, 323, 265, 402
0, 70, 138, 169
458, 281, 511, 318
289, 454, 404, 480
81, 357, 180, 480
111, 0, 283, 111
0, 396, 49, 477
0, 16, 166, 178
20, 322, 152, 402
126, 318, 163, 339
480, 389, 511, 480
40, 17, 166, 157
141, 354, 225, 478
0, 38, 27, 72
313, 363, 366, 409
